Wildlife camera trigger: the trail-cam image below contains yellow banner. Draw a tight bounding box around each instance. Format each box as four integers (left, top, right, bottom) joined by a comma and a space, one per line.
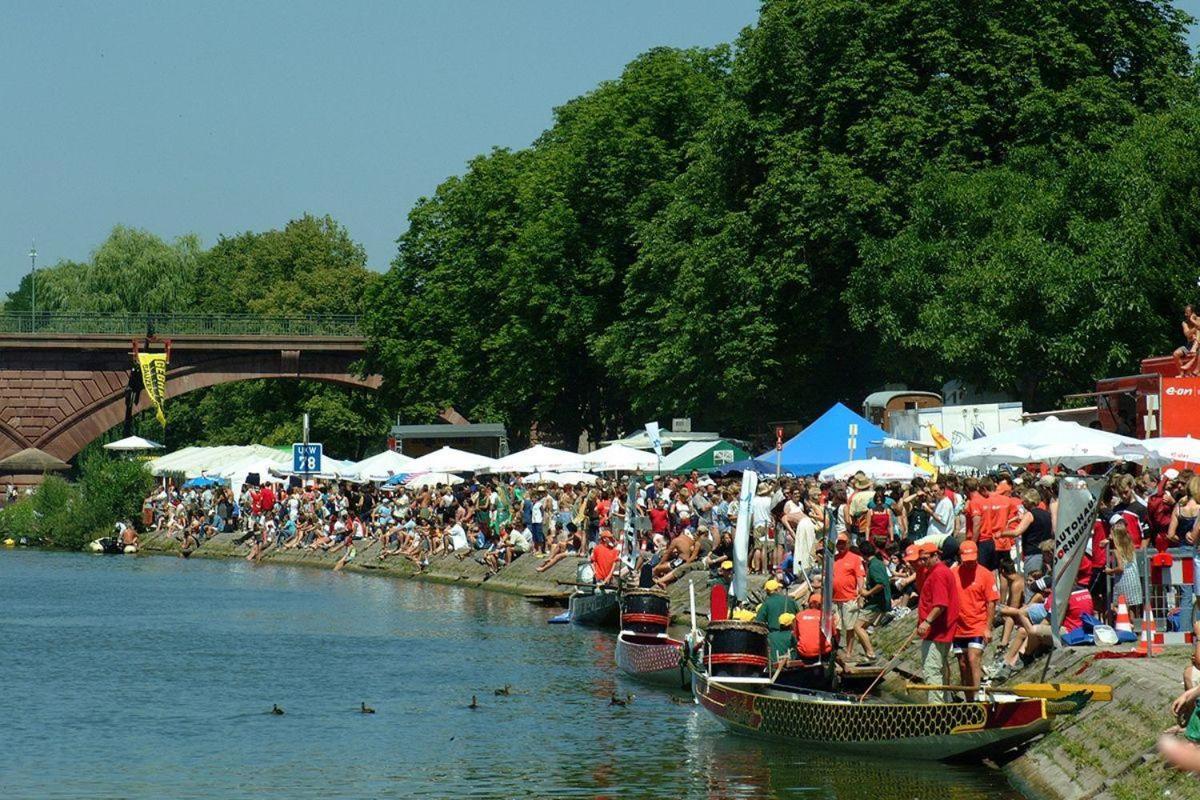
138, 353, 168, 426
912, 451, 938, 480
928, 423, 951, 450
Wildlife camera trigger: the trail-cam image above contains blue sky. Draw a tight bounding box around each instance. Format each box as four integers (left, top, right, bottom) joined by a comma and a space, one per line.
1, 1, 1197, 292
0, 0, 758, 289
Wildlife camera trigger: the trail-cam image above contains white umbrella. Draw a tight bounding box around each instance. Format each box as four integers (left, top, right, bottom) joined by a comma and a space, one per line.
351, 449, 416, 482
403, 471, 463, 489
103, 435, 164, 451
486, 444, 585, 474
524, 471, 563, 484
818, 458, 931, 482
403, 446, 497, 474
552, 471, 600, 485
581, 443, 659, 472
951, 416, 1139, 469
1114, 437, 1197, 466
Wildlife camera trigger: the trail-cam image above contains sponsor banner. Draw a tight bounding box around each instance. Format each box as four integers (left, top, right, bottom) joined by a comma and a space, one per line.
137, 353, 168, 426
1051, 476, 1106, 647
1162, 377, 1200, 436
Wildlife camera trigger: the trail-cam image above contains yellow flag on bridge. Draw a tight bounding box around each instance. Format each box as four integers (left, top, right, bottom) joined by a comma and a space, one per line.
137, 353, 168, 426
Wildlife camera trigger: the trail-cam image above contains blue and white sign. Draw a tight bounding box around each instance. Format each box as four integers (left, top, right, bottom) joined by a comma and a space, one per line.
292, 443, 323, 473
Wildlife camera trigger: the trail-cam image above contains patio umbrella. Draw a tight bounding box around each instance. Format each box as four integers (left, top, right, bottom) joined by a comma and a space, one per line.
581, 444, 658, 472
1113, 437, 1195, 466
951, 417, 1140, 470
486, 445, 585, 474
103, 435, 164, 451
817, 458, 931, 482
401, 446, 497, 474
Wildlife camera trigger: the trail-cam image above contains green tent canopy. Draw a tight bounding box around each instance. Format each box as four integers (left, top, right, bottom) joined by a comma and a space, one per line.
658, 439, 749, 474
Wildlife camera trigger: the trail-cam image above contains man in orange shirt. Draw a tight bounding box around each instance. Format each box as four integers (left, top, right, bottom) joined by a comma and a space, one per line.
831, 532, 868, 662
952, 540, 999, 696
968, 478, 1012, 571
590, 530, 620, 585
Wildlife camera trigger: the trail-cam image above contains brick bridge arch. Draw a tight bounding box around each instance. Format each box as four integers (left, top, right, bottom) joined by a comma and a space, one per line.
0, 331, 380, 465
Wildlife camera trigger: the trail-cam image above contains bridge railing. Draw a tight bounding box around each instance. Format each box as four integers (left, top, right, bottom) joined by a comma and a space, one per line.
0, 312, 363, 337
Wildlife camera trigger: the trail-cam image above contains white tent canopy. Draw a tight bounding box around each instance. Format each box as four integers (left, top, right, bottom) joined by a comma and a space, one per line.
147, 445, 291, 479
1114, 437, 1197, 465
103, 435, 163, 451
582, 443, 659, 472
273, 454, 362, 481
219, 457, 287, 498
818, 458, 932, 482
403, 446, 497, 474
351, 449, 416, 482
486, 444, 585, 474
950, 417, 1141, 469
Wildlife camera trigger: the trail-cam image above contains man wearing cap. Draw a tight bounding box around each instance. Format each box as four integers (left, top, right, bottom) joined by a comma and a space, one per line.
590, 529, 620, 585
710, 560, 734, 621
755, 578, 799, 630
769, 612, 799, 665
794, 593, 832, 661
831, 533, 869, 662
916, 540, 960, 703
952, 540, 999, 696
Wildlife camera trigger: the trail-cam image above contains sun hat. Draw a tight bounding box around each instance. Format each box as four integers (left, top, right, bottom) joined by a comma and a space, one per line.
852, 472, 872, 490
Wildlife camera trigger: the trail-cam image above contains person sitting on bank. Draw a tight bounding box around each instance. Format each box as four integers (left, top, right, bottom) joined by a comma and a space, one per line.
653, 523, 702, 588
992, 586, 1094, 682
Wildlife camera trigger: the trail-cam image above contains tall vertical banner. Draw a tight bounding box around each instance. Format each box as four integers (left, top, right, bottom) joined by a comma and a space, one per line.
644, 421, 663, 458
731, 470, 757, 604
137, 353, 168, 427
820, 503, 837, 648
621, 479, 640, 570
1050, 476, 1106, 647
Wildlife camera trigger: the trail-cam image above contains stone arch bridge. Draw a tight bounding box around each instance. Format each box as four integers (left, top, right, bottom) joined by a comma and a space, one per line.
0, 313, 379, 477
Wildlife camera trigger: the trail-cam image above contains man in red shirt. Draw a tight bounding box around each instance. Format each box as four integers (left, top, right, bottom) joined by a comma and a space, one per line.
590, 530, 620, 585
916, 541, 960, 703
831, 533, 868, 662
951, 540, 999, 696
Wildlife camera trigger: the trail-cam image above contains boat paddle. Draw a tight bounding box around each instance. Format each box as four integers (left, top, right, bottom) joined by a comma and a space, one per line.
857, 624, 920, 702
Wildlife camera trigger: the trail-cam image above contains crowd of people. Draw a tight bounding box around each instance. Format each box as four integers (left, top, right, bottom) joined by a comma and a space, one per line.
141, 459, 1200, 742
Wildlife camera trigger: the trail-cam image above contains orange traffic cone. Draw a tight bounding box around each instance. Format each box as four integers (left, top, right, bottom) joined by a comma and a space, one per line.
1135, 605, 1164, 655
1115, 595, 1133, 634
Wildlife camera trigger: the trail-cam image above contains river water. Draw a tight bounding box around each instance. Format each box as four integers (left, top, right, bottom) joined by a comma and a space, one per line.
0, 550, 1021, 799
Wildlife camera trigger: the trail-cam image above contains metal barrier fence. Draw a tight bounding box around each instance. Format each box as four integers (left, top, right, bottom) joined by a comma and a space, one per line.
1148, 548, 1196, 647
0, 312, 363, 337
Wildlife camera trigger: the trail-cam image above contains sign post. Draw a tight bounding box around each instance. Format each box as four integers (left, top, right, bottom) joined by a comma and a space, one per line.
775, 425, 783, 478
848, 424, 858, 460
293, 415, 322, 481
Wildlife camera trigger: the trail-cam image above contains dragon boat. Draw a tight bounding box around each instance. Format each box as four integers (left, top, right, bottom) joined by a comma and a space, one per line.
615, 588, 685, 687
688, 619, 1087, 761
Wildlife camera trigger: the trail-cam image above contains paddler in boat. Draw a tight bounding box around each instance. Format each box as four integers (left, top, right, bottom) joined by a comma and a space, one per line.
754, 579, 798, 630
769, 612, 799, 666
590, 529, 620, 586
793, 593, 833, 663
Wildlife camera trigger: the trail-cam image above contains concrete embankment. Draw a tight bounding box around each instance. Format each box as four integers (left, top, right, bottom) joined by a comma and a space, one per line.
138, 530, 1198, 800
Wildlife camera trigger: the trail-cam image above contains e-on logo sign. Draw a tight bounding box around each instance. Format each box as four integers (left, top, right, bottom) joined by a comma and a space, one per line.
1166, 385, 1195, 397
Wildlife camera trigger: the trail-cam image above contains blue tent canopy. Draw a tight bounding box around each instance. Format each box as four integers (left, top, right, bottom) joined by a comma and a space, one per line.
756, 403, 897, 476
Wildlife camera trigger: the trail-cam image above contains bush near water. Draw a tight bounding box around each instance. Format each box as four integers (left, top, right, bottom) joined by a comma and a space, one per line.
0, 457, 153, 550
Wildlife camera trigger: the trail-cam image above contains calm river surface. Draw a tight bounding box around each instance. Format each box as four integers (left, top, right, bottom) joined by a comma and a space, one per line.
0, 550, 1021, 799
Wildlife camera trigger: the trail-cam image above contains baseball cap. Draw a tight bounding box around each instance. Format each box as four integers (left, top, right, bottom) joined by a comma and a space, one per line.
808, 593, 822, 608
959, 540, 978, 562
720, 560, 733, 570
904, 544, 920, 563
778, 612, 796, 627
764, 579, 781, 592
917, 541, 939, 556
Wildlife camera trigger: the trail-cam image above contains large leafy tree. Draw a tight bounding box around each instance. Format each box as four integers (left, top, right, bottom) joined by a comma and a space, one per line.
366, 47, 731, 445
602, 0, 1194, 430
